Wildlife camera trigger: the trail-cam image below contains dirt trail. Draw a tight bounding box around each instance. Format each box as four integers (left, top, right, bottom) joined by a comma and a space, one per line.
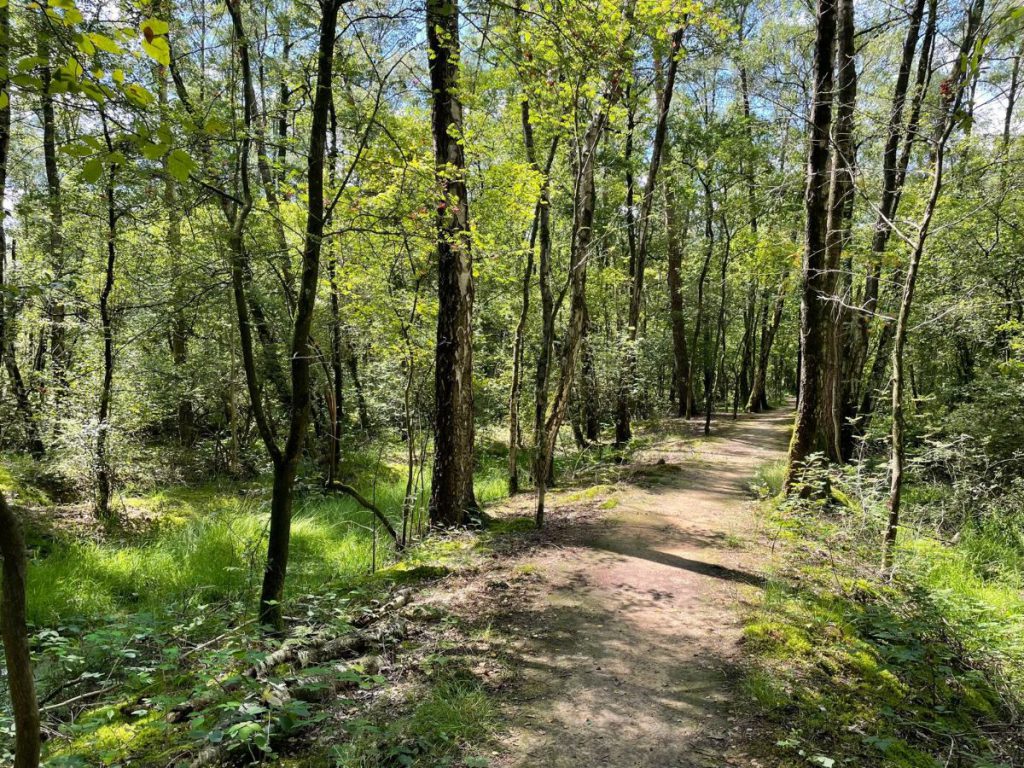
470, 409, 792, 767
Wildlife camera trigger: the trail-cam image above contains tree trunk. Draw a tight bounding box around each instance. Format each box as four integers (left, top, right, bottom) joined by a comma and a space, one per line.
856, 0, 936, 436
509, 94, 558, 494
537, 112, 606, 527
0, 491, 41, 768
690, 177, 715, 421
820, 0, 857, 464
326, 98, 343, 485
95, 114, 118, 523
747, 276, 787, 412
1003, 40, 1022, 151
258, 0, 342, 629
615, 30, 683, 445
785, 0, 839, 491
38, 21, 67, 399
0, 18, 44, 459
427, 0, 476, 527
580, 304, 600, 443
159, 0, 195, 447
883, 0, 983, 570
841, 0, 929, 457
665, 152, 692, 418
705, 218, 731, 436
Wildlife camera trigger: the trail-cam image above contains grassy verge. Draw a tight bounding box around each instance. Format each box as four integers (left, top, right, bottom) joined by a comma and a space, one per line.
743, 461, 1024, 768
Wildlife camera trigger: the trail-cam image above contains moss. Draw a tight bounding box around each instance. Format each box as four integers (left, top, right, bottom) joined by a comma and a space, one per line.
379, 562, 451, 583
486, 515, 536, 534
50, 710, 175, 766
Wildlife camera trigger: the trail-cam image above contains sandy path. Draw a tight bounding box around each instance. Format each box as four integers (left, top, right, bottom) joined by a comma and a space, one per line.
482, 409, 792, 767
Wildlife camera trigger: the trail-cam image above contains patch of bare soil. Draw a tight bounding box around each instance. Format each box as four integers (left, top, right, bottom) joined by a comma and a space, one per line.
423, 409, 792, 767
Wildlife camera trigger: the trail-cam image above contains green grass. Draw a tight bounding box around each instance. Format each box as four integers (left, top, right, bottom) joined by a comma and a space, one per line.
332, 672, 496, 767
744, 488, 1024, 768
24, 491, 390, 626
751, 458, 787, 498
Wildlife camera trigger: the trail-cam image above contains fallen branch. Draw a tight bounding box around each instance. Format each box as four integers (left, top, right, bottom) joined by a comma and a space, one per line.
324, 481, 401, 548
167, 589, 413, 723
186, 620, 407, 768
41, 684, 117, 713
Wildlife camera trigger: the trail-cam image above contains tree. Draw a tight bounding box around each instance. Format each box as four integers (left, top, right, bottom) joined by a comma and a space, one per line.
786, 0, 839, 491
883, 0, 985, 570
0, 491, 40, 768
427, 0, 476, 527
614, 28, 684, 445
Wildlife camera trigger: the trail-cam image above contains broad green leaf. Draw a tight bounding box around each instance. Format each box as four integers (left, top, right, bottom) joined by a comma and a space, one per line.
82, 158, 104, 183
141, 142, 170, 161
143, 37, 170, 67
124, 82, 154, 106
166, 148, 195, 182
89, 33, 123, 55
74, 33, 95, 56
141, 18, 170, 36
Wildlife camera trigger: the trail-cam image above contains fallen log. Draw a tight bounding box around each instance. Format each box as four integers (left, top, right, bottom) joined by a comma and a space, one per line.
186, 620, 406, 768
167, 590, 412, 723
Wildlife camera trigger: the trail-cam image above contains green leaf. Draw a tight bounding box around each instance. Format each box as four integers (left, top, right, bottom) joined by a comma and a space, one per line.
141, 18, 170, 36
166, 148, 195, 182
89, 33, 123, 55
141, 142, 169, 161
124, 82, 154, 106
82, 158, 104, 183
142, 37, 170, 67
74, 33, 95, 55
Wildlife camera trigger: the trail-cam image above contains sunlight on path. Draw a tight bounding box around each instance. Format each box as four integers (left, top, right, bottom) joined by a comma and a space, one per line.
492, 410, 792, 768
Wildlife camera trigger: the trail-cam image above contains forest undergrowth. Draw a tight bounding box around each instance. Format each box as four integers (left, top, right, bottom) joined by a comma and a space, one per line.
744, 459, 1024, 768
0, 429, 645, 767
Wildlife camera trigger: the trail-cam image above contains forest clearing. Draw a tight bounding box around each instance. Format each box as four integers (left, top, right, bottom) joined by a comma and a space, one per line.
1, 0, 1024, 765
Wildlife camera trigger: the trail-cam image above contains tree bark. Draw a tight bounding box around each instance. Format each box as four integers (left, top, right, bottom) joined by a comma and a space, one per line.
258, 0, 342, 629
536, 112, 606, 526
856, 0, 936, 435
38, 20, 67, 399
1003, 40, 1022, 151
427, 0, 476, 527
840, 0, 928, 456
0, 491, 41, 768
689, 177, 715, 421
0, 14, 44, 459
508, 93, 558, 494
883, 0, 983, 570
95, 114, 118, 523
820, 0, 857, 463
615, 29, 683, 445
664, 153, 692, 417
785, 0, 839, 491
746, 275, 787, 412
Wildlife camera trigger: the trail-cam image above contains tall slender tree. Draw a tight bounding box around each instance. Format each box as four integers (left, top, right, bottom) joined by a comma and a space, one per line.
427, 0, 476, 526
786, 0, 839, 491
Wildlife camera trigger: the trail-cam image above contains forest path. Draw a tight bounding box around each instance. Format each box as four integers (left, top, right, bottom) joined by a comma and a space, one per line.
464, 408, 792, 767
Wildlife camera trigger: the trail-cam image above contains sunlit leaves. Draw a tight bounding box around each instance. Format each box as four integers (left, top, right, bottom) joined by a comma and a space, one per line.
140, 18, 171, 66
166, 149, 196, 182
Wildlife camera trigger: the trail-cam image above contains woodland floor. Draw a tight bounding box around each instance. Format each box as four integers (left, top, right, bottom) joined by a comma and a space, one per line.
415, 407, 793, 768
